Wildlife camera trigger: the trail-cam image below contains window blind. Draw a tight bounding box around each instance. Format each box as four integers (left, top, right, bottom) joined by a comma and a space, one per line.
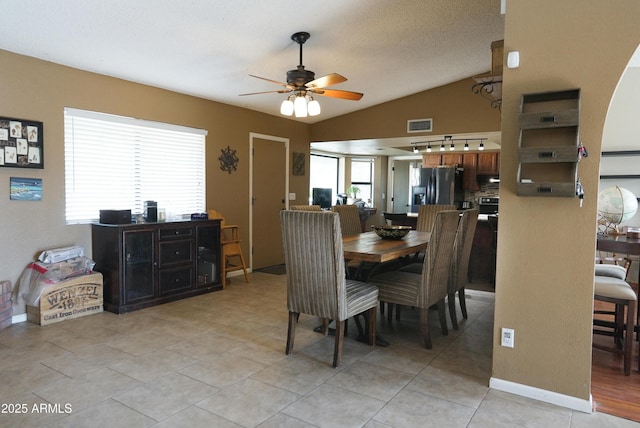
64, 107, 207, 224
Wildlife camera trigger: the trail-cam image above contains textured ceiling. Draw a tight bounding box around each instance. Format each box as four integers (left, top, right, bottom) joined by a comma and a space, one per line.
0, 0, 505, 127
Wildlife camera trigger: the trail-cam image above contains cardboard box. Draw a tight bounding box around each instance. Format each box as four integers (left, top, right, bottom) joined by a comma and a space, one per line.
0, 280, 12, 331
27, 273, 103, 326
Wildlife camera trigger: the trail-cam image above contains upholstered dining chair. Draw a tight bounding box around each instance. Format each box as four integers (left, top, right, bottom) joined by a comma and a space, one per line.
369, 210, 460, 349
593, 264, 636, 375
290, 204, 322, 211
207, 209, 249, 289
448, 209, 479, 330
331, 205, 363, 236
280, 210, 378, 367
416, 204, 457, 232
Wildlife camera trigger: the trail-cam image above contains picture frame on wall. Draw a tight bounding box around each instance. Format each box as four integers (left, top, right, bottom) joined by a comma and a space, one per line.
10, 177, 43, 201
0, 116, 44, 169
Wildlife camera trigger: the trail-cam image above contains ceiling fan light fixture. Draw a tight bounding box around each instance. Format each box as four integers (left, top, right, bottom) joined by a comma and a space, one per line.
294, 95, 308, 117
280, 98, 294, 116
307, 97, 321, 116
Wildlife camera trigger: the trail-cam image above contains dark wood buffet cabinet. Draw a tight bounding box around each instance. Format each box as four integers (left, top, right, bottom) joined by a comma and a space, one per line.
92, 220, 222, 314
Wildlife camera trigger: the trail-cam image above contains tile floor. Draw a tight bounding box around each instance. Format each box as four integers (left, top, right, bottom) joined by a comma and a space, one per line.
1, 272, 638, 427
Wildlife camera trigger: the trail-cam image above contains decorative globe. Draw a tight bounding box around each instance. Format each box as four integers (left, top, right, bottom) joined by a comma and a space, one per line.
597, 186, 638, 235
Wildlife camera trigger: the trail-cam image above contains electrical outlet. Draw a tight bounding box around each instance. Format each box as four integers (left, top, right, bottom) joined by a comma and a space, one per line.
501, 328, 514, 348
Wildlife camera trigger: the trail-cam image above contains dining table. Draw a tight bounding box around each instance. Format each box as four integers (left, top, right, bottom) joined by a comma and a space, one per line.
342, 230, 431, 264
596, 233, 640, 287
339, 229, 431, 346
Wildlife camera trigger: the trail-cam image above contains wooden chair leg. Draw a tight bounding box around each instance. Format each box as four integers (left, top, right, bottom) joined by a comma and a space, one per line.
448, 292, 459, 330
333, 320, 345, 368
322, 318, 329, 335
437, 300, 448, 336
625, 300, 635, 375
221, 256, 227, 289
368, 307, 377, 346
286, 311, 297, 355
419, 307, 432, 349
459, 288, 468, 319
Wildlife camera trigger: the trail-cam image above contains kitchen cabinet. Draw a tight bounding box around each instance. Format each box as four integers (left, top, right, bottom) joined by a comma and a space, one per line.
92, 220, 222, 314
477, 152, 500, 175
441, 153, 463, 166
462, 154, 480, 191
516, 89, 581, 197
422, 154, 441, 167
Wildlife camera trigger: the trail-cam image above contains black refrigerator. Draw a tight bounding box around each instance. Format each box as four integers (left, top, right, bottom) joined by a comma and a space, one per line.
411, 166, 464, 212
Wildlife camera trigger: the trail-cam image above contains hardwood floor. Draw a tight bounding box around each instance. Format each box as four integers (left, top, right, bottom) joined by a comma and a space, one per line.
592, 299, 640, 422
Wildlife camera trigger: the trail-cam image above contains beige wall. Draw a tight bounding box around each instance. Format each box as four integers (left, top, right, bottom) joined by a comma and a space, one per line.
311, 77, 501, 142
493, 0, 640, 401
0, 50, 309, 311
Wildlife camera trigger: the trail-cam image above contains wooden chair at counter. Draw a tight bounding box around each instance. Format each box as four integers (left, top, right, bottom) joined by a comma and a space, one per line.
593, 263, 636, 375
280, 210, 378, 367
383, 212, 413, 228
207, 209, 249, 289
448, 209, 479, 330
369, 210, 460, 348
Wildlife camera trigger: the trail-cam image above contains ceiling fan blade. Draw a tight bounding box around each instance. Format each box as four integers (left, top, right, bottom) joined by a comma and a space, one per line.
306, 73, 347, 89
239, 89, 292, 96
248, 74, 294, 89
311, 88, 363, 101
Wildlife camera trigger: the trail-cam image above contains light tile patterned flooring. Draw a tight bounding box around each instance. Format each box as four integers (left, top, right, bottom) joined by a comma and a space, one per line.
1, 272, 638, 427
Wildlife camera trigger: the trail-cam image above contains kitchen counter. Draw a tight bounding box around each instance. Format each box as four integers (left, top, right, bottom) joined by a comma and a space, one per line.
468, 214, 498, 287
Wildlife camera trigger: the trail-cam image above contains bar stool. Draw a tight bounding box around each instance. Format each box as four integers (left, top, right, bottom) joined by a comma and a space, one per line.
593, 270, 636, 375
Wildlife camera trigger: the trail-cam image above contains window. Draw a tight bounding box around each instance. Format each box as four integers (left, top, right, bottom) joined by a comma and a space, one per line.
64, 108, 207, 224
351, 158, 374, 204
309, 154, 339, 205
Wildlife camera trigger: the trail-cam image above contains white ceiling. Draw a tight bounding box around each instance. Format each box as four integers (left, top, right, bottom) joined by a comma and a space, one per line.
3, 1, 634, 158
0, 0, 505, 127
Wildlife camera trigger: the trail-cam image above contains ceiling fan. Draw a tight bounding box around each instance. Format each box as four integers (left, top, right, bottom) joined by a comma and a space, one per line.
240, 32, 363, 116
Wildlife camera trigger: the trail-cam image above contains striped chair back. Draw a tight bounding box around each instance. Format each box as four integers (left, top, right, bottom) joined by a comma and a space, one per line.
331, 205, 362, 236
290, 205, 322, 211
450, 209, 479, 295
280, 210, 348, 321
416, 204, 456, 232
419, 210, 460, 308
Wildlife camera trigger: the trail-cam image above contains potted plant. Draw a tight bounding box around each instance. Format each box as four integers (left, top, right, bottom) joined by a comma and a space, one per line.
347, 185, 361, 204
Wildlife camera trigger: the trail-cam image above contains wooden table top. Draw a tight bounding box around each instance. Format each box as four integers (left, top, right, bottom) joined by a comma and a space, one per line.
342, 231, 431, 263
596, 234, 640, 254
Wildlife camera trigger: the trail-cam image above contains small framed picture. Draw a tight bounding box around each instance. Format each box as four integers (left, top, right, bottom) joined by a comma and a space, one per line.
10, 177, 43, 201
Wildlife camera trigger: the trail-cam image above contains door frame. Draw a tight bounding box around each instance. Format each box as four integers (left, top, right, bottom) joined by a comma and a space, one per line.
249, 132, 290, 270
386, 155, 421, 212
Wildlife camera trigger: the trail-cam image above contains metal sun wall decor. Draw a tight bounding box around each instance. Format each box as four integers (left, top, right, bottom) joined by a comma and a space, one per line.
218, 145, 239, 174
0, 116, 44, 169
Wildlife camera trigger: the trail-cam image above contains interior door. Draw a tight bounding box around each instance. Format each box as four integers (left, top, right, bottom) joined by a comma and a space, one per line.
391, 160, 410, 212
251, 135, 288, 269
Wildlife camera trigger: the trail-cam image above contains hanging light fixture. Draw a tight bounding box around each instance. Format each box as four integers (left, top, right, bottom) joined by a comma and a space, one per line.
280, 96, 294, 116
464, 141, 470, 151
479, 140, 485, 150
426, 143, 432, 153
412, 145, 419, 154
281, 91, 321, 118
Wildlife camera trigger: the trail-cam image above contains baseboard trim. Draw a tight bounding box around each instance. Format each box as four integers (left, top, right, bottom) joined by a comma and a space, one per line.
12, 313, 27, 324
490, 377, 593, 414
